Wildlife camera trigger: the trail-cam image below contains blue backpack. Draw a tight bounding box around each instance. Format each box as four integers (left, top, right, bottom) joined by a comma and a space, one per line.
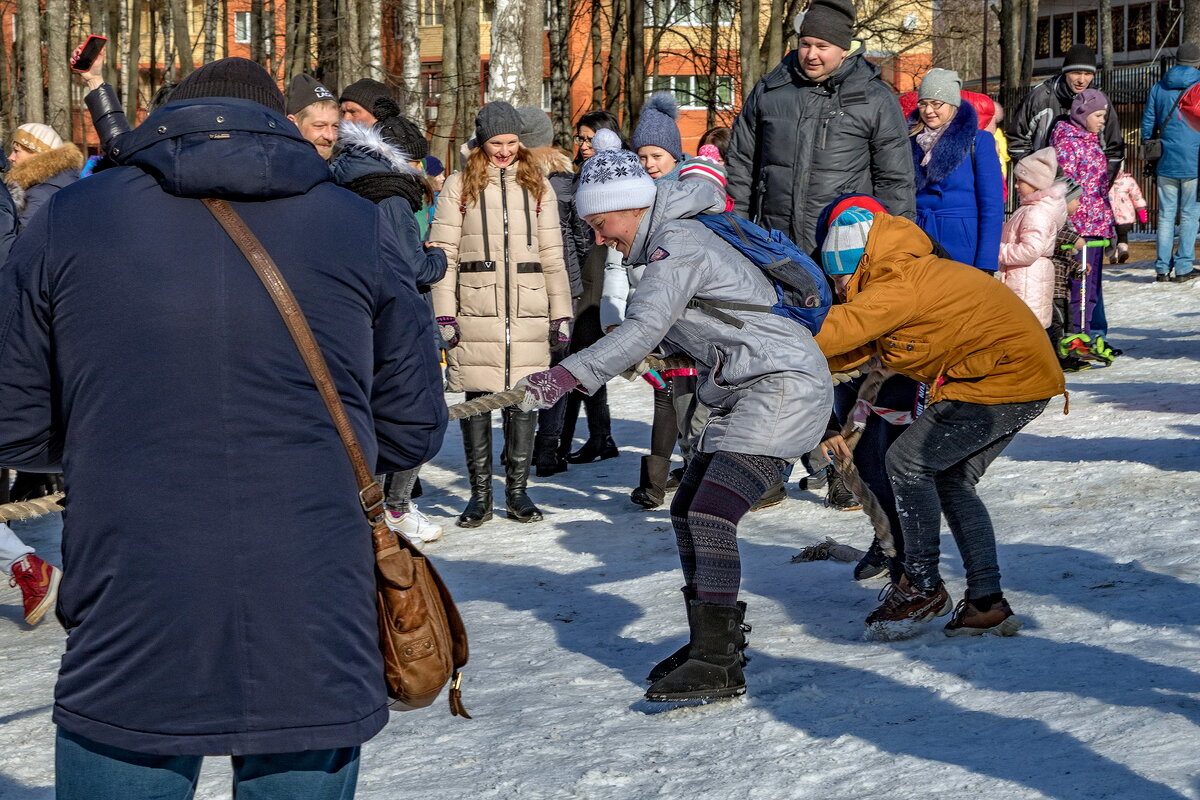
688, 213, 832, 335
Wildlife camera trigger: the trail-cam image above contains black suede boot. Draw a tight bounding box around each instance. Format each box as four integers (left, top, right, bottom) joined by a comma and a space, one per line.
630, 455, 670, 509
503, 408, 543, 522
645, 601, 749, 702
566, 434, 619, 464
647, 588, 751, 683
533, 433, 568, 477
458, 413, 493, 528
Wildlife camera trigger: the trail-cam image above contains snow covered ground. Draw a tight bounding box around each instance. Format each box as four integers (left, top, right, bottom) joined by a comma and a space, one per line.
0, 263, 1197, 799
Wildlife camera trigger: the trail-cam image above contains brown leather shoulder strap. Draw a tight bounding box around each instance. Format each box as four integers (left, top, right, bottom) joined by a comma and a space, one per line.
201, 198, 384, 522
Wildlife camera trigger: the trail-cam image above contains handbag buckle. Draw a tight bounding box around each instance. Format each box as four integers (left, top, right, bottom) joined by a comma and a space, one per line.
360, 481, 385, 520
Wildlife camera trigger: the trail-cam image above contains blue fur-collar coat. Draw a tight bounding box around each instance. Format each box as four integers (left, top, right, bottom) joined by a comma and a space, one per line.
910, 101, 1005, 271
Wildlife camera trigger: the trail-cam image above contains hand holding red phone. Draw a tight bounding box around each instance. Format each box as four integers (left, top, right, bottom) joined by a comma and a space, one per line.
71, 35, 107, 89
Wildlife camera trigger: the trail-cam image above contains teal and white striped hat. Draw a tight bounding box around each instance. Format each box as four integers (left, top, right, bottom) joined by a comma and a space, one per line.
820, 206, 876, 275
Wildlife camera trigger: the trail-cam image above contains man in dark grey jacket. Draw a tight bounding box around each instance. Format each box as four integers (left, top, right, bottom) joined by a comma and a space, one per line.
726, 0, 915, 253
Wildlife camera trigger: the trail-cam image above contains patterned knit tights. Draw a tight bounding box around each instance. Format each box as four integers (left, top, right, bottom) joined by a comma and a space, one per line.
670, 451, 785, 606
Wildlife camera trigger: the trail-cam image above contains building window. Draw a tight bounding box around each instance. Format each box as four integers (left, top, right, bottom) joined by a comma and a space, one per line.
234, 11, 251, 44
421, 0, 443, 26
1111, 7, 1126, 53
648, 74, 733, 109
1053, 14, 1073, 58
1156, 2, 1180, 48
646, 0, 733, 28
1078, 9, 1097, 50
1036, 17, 1051, 59
421, 71, 441, 105
542, 80, 552, 111
1129, 4, 1152, 50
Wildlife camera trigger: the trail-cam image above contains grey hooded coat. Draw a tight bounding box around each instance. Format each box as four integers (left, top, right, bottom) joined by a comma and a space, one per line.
560, 181, 832, 459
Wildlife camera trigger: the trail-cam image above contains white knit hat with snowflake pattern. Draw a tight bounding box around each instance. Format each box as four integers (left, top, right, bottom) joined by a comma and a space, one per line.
575, 128, 657, 218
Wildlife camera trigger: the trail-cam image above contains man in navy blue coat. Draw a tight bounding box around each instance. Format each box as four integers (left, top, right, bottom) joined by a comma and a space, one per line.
0, 59, 447, 798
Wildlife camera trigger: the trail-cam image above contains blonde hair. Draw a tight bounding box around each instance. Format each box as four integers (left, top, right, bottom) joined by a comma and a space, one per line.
292, 99, 339, 123
460, 144, 546, 207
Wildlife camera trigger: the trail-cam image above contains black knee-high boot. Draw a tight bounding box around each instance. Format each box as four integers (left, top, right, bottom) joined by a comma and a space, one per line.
458, 413, 493, 528
503, 407, 543, 522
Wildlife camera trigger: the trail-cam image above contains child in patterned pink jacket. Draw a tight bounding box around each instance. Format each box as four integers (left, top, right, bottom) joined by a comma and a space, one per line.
1050, 88, 1118, 364
1107, 169, 1148, 264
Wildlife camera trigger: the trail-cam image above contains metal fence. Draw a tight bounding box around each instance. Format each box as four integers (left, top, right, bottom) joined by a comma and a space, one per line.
1002, 59, 1177, 231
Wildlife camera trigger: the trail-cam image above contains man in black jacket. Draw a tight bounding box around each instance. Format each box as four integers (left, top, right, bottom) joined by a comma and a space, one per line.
726, 0, 915, 253
0, 58, 446, 798
1009, 44, 1125, 184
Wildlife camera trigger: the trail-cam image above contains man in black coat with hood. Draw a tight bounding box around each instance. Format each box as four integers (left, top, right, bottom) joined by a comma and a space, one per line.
0, 58, 446, 798
726, 0, 915, 253
1009, 44, 1125, 185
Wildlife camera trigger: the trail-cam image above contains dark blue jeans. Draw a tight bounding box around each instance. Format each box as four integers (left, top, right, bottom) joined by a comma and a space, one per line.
885, 398, 1048, 598
56, 728, 360, 800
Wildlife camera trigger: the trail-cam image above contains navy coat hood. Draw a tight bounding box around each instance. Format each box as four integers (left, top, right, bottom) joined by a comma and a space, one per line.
115, 97, 331, 199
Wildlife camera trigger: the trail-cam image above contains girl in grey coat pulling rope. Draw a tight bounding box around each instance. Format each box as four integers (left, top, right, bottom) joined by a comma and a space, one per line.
518, 143, 832, 703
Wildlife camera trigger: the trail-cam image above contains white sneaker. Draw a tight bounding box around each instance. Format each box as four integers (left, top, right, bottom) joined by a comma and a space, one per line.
384, 503, 444, 544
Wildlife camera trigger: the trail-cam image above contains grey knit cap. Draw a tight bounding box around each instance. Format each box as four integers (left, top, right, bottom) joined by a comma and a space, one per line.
286, 74, 336, 116
517, 105, 555, 148
797, 0, 856, 50
338, 78, 392, 113
632, 91, 683, 162
918, 69, 962, 107
474, 101, 523, 145
1177, 42, 1200, 66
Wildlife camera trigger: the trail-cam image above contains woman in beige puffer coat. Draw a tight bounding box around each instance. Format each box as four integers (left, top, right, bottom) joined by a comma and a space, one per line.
429, 101, 571, 528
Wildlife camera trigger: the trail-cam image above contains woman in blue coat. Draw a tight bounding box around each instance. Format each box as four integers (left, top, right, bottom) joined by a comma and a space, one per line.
910, 69, 1005, 272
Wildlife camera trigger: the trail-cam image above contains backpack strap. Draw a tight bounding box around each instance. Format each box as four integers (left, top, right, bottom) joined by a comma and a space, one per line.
686, 297, 772, 329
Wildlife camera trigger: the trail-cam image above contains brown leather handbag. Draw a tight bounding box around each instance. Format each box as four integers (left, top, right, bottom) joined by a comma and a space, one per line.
202, 198, 470, 717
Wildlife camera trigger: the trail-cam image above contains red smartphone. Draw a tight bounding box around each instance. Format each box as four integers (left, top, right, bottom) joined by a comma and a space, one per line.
70, 35, 107, 72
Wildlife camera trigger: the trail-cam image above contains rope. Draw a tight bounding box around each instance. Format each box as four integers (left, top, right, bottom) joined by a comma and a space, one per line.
0, 492, 65, 522
829, 362, 899, 559
446, 389, 527, 421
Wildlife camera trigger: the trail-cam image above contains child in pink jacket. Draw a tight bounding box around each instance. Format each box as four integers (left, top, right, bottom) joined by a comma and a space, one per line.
1107, 168, 1148, 264
999, 148, 1069, 328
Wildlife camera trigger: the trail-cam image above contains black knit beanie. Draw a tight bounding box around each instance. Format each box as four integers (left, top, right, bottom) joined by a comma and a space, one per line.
171, 57, 286, 114
474, 101, 523, 146
339, 79, 392, 114
1061, 44, 1097, 73
379, 114, 430, 161
798, 0, 856, 50
286, 73, 335, 115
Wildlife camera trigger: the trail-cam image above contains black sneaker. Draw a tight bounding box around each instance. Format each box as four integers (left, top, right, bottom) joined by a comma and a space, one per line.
1060, 355, 1092, 373
853, 538, 893, 581
1156, 274, 1172, 282
1173, 271, 1198, 283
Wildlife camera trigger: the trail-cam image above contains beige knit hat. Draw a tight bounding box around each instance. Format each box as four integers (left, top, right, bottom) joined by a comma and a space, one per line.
12, 123, 64, 154
1014, 147, 1059, 191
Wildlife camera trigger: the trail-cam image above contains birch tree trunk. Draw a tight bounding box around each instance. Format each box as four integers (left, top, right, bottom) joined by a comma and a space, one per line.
18, 0, 44, 123
400, 0, 423, 118
361, 0, 383, 80
548, 0, 573, 145
488, 0, 525, 102
432, 0, 460, 162
1099, 0, 1113, 75
1187, 0, 1200, 47
161, 0, 176, 83
171, 0, 192, 78
203, 0, 219, 63
45, 0, 70, 136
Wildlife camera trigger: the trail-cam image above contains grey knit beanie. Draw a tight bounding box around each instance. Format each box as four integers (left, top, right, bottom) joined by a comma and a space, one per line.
474, 101, 523, 145
517, 105, 555, 148
797, 0, 856, 50
1061, 44, 1097, 74
918, 69, 962, 107
632, 91, 683, 162
1177, 42, 1200, 67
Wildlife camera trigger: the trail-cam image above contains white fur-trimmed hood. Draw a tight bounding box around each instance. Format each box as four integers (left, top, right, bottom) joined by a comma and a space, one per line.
335, 123, 418, 175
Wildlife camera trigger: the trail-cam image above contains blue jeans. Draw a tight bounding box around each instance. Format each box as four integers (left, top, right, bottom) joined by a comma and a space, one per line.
56, 728, 360, 800
885, 398, 1048, 598
1155, 176, 1199, 276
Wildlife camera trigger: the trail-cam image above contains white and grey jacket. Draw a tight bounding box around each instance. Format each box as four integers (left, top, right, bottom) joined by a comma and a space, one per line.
561, 181, 832, 459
